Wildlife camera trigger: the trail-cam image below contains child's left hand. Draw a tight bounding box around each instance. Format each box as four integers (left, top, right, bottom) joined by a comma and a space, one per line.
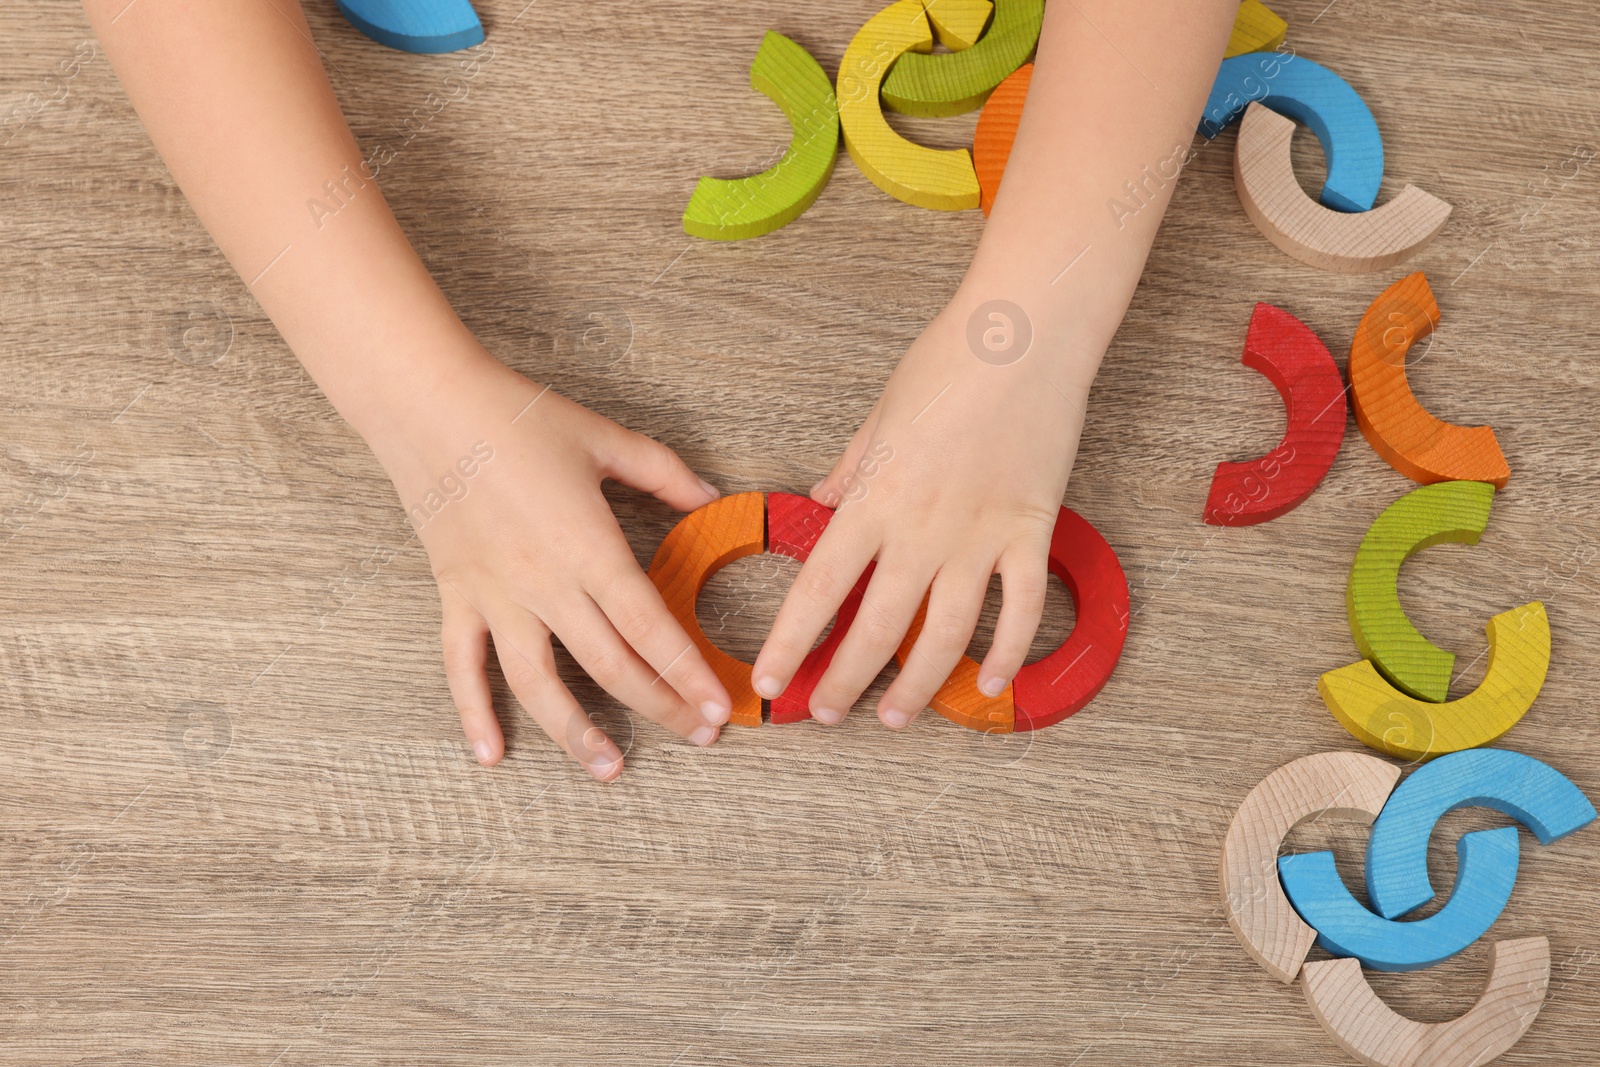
751, 299, 1093, 728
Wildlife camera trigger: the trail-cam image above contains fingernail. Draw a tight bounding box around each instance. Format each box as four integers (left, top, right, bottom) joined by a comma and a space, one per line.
473, 740, 495, 764
701, 700, 731, 725
689, 725, 718, 747
979, 675, 1006, 697
697, 478, 720, 499
587, 757, 622, 780
753, 675, 784, 699
812, 707, 844, 724
881, 708, 910, 729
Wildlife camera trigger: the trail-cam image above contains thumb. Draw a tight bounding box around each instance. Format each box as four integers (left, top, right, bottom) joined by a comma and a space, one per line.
602, 428, 720, 512
812, 403, 883, 508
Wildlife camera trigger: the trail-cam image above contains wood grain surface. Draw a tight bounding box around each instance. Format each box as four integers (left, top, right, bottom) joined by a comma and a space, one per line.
2, 2, 1598, 1064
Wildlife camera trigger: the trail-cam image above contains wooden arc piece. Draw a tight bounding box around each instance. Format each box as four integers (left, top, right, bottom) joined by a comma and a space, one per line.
1224, 0, 1287, 58
1301, 936, 1550, 1067
838, 1, 981, 210
881, 0, 1043, 118
1346, 481, 1496, 703
334, 0, 484, 53
1349, 272, 1511, 487
1318, 602, 1551, 762
645, 491, 765, 727
971, 62, 1031, 216
1234, 103, 1452, 274
682, 32, 840, 241
1204, 302, 1348, 526
1218, 751, 1401, 984
895, 597, 1015, 733
923, 0, 994, 50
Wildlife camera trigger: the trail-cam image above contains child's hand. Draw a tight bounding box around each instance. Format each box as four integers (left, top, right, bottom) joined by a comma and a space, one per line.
376, 348, 733, 778
751, 303, 1090, 728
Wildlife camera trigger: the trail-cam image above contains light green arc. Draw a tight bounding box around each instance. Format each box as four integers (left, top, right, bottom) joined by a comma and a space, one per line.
682, 32, 839, 241
881, 0, 1043, 117
1346, 480, 1496, 703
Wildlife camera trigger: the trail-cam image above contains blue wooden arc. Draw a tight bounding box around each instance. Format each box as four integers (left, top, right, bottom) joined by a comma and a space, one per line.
336, 0, 485, 53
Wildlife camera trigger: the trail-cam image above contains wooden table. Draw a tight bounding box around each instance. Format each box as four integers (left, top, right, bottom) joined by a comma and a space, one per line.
3, 2, 1597, 1063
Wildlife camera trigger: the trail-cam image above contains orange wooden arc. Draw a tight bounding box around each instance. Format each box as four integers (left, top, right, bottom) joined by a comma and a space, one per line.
971, 62, 1031, 216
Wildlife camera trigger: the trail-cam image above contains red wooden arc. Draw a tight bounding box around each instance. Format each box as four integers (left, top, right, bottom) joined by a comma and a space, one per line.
1204, 302, 1348, 526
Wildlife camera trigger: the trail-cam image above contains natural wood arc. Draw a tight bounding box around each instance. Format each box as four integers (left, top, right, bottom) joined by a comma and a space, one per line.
1234, 103, 1452, 273
1218, 751, 1401, 984
1300, 936, 1550, 1067
646, 491, 766, 726
1348, 272, 1511, 487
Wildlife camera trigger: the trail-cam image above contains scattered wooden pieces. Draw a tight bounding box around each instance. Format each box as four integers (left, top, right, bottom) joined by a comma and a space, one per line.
1202, 53, 1382, 212
923, 0, 994, 50
838, 1, 981, 210
1234, 104, 1451, 273
1301, 936, 1550, 1067
1349, 273, 1512, 487
334, 0, 484, 53
1218, 751, 1402, 984
646, 491, 766, 727
1012, 507, 1129, 731
1347, 481, 1496, 703
971, 62, 1031, 215
1205, 302, 1348, 526
880, 0, 1043, 118
1279, 825, 1519, 971
1366, 749, 1597, 920
1318, 602, 1551, 761
683, 32, 840, 241
1225, 0, 1288, 59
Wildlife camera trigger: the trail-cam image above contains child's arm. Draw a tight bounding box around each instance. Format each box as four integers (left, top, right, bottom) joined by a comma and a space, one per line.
81, 0, 733, 778
753, 0, 1239, 726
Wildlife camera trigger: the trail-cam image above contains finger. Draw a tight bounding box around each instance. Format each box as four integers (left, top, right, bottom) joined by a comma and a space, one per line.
878, 563, 990, 729
486, 609, 624, 781
440, 587, 503, 766
811, 402, 882, 508
551, 596, 722, 746
977, 541, 1052, 696
599, 424, 720, 512
807, 554, 933, 724
751, 529, 879, 709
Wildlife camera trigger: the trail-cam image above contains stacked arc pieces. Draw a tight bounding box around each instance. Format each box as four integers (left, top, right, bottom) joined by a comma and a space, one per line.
645, 492, 1129, 731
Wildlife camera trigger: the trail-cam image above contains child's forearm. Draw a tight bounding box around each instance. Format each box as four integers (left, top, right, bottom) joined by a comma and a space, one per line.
81, 0, 485, 454
964, 0, 1239, 388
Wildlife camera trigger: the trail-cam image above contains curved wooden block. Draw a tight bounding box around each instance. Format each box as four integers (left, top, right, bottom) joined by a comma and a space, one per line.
646, 491, 766, 727
924, 0, 994, 50
1224, 0, 1287, 59
1205, 302, 1348, 526
880, 0, 1043, 118
1318, 602, 1551, 762
682, 32, 840, 241
1302, 936, 1550, 1067
971, 62, 1031, 216
1366, 749, 1596, 920
1202, 54, 1381, 212
1279, 826, 1519, 972
1347, 481, 1496, 703
1218, 751, 1401, 984
1012, 507, 1130, 731
894, 610, 1016, 732
765, 492, 872, 725
335, 0, 484, 53
1235, 104, 1451, 274
1350, 273, 1511, 487
838, 2, 981, 210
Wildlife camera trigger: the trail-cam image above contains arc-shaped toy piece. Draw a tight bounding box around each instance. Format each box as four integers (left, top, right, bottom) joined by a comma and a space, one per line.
1235, 105, 1451, 274
972, 62, 1031, 216
682, 33, 840, 241
1279, 826, 1519, 972
647, 492, 766, 727
1347, 481, 1496, 703
1201, 53, 1380, 212
1301, 936, 1550, 1067
838, 1, 981, 209
923, 0, 994, 50
334, 0, 484, 53
895, 605, 1015, 732
1205, 303, 1347, 526
880, 0, 1043, 118
1224, 0, 1287, 59
1218, 751, 1402, 984
1350, 273, 1511, 487
1319, 602, 1551, 762
1366, 749, 1596, 920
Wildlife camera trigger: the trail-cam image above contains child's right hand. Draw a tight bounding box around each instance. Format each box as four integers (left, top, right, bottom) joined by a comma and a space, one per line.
371, 346, 733, 780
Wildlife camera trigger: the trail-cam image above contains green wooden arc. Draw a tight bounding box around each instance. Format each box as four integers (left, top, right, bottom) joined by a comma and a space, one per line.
880, 0, 1043, 118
